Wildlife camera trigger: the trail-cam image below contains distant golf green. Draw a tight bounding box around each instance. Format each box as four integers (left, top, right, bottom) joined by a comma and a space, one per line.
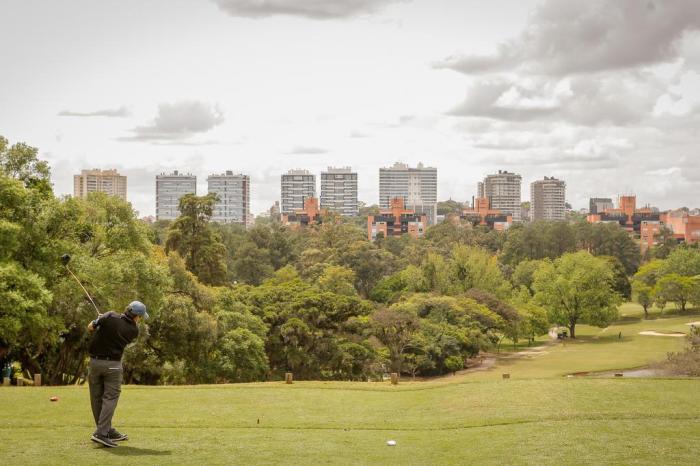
2, 304, 699, 465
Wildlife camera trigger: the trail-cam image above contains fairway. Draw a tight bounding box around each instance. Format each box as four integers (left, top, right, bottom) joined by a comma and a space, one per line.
2, 307, 699, 465
2, 379, 700, 465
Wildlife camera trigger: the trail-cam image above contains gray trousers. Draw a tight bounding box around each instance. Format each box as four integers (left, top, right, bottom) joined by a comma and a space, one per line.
88, 358, 123, 436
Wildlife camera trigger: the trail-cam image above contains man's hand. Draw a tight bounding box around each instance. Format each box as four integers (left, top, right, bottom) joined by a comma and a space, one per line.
87, 314, 103, 332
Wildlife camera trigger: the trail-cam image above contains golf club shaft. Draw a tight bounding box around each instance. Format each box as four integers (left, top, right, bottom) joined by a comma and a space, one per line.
65, 266, 100, 315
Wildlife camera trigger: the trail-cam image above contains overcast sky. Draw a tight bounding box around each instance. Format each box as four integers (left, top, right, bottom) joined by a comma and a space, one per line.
1, 0, 699, 216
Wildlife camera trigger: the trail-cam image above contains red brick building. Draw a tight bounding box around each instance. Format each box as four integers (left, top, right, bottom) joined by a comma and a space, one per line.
461, 197, 512, 231
368, 198, 427, 240
660, 210, 700, 245
282, 197, 326, 228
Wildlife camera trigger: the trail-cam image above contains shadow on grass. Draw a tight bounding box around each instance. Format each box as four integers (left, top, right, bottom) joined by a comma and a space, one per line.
103, 446, 172, 457
614, 316, 643, 325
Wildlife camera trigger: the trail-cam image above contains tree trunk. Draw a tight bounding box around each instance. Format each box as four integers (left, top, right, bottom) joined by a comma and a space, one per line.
643, 305, 649, 319
569, 323, 576, 339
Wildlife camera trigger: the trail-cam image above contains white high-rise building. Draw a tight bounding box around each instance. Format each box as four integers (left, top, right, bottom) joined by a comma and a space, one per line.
207, 171, 250, 225
379, 162, 438, 225
281, 169, 316, 214
155, 170, 196, 221
531, 177, 566, 221
73, 169, 127, 200
320, 167, 358, 217
480, 170, 522, 222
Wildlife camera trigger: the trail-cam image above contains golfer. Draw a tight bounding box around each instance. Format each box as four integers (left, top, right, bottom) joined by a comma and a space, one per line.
86, 301, 148, 447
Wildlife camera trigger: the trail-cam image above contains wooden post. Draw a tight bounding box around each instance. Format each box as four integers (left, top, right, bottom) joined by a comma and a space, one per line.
34, 374, 42, 387
285, 372, 293, 384
16, 378, 23, 387
2, 377, 9, 387
390, 373, 399, 385
502, 373, 510, 379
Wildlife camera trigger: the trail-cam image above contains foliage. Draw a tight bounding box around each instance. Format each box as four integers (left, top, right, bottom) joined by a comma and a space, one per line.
165, 193, 227, 285
533, 251, 621, 338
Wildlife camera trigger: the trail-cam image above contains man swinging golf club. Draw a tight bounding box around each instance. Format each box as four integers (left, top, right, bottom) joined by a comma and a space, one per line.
87, 301, 148, 448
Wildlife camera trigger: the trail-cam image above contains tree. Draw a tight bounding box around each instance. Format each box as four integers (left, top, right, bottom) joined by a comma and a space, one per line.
370, 306, 420, 373
601, 256, 631, 300
215, 328, 269, 382
165, 194, 227, 285
632, 280, 654, 319
450, 245, 511, 298
654, 274, 698, 312
231, 242, 274, 285
0, 136, 51, 195
340, 241, 395, 298
582, 223, 641, 274
662, 248, 700, 278
0, 262, 55, 357
511, 259, 544, 295
444, 355, 463, 375
318, 265, 357, 296
533, 251, 621, 338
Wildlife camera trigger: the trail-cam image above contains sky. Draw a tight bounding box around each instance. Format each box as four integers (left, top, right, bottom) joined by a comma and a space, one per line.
1, 0, 699, 216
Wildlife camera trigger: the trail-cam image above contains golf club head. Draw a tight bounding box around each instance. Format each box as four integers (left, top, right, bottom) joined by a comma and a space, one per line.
61, 254, 71, 266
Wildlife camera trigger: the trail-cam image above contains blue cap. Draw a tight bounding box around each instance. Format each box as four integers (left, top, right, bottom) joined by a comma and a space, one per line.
126, 301, 148, 319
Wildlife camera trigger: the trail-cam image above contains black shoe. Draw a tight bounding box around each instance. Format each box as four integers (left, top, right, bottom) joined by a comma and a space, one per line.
91, 433, 118, 448
108, 428, 129, 441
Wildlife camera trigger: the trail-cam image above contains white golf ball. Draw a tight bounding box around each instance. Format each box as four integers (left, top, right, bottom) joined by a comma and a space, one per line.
387, 440, 396, 446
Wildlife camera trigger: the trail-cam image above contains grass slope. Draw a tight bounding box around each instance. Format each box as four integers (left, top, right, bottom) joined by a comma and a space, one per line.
1, 304, 698, 465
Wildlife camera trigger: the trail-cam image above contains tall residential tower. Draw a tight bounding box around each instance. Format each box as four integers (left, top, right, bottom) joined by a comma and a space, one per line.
73, 169, 127, 200
320, 167, 358, 217
479, 170, 522, 222
530, 177, 566, 221
207, 171, 250, 225
281, 169, 316, 214
379, 162, 437, 225
155, 170, 196, 221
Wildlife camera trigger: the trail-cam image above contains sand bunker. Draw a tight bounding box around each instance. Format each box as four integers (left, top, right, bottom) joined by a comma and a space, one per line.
685, 321, 700, 326
639, 331, 686, 337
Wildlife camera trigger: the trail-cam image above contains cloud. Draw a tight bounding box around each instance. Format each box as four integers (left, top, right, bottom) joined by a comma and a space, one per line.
287, 146, 328, 155
449, 74, 662, 126
121, 101, 224, 142
58, 106, 130, 117
435, 0, 700, 76
212, 0, 406, 20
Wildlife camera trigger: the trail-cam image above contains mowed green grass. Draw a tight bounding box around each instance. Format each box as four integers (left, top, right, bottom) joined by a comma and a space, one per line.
467, 303, 696, 381
1, 304, 699, 465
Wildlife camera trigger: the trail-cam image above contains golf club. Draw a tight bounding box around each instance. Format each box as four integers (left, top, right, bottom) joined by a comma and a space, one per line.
61, 254, 101, 316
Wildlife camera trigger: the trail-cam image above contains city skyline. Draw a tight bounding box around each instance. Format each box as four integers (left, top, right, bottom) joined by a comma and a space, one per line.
2, 0, 699, 216
69, 164, 698, 218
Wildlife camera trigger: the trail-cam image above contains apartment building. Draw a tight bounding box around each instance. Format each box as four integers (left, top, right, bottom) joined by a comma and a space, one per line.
281, 169, 316, 214
530, 177, 566, 221
207, 171, 250, 225
73, 169, 127, 200
155, 170, 196, 221
379, 162, 437, 225
479, 170, 522, 222
320, 167, 358, 217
